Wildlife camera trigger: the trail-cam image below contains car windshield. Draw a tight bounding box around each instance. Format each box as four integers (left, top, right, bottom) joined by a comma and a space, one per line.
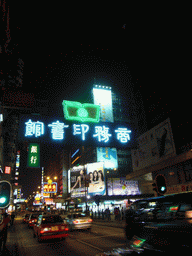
73, 213, 88, 218
42, 215, 63, 224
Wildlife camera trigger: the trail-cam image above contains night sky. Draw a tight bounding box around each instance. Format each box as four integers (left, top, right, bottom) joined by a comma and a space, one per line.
1, 2, 191, 198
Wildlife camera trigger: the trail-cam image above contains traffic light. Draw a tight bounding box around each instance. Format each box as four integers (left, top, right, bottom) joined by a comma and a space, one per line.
0, 181, 11, 208
156, 175, 167, 195
62, 100, 100, 123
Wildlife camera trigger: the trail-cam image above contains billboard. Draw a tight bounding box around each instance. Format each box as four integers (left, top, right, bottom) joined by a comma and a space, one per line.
93, 87, 113, 122
107, 178, 140, 196
70, 166, 86, 197
97, 147, 118, 169
86, 162, 105, 196
131, 118, 176, 171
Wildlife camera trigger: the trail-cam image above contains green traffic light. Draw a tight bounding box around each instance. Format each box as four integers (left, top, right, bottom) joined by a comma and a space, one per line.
0, 197, 6, 204
161, 186, 166, 191
0, 181, 11, 208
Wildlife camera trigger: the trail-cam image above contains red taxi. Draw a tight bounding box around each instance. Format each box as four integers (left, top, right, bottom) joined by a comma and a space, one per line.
33, 214, 69, 242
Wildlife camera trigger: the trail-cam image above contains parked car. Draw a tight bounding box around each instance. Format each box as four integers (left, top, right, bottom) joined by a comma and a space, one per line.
124, 192, 192, 254
65, 212, 92, 231
33, 214, 69, 242
23, 214, 30, 224
28, 213, 42, 228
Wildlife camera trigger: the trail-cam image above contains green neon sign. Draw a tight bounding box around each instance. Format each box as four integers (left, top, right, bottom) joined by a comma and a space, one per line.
62, 100, 100, 123
27, 143, 40, 168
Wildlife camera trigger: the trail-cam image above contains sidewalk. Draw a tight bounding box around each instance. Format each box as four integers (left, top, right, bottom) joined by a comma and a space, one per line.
1, 222, 21, 256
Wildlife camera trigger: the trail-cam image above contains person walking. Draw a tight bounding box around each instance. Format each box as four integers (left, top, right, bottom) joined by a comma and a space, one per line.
114, 207, 118, 220
121, 207, 124, 220
10, 212, 15, 226
107, 208, 111, 221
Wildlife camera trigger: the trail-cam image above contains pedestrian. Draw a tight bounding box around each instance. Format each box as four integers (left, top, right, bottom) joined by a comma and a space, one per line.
121, 207, 124, 220
114, 207, 118, 220
10, 212, 15, 226
102, 209, 104, 220
107, 208, 111, 221
117, 207, 121, 221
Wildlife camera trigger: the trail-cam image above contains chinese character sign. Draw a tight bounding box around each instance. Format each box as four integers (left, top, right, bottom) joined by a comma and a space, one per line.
43, 182, 57, 193
19, 116, 136, 148
27, 143, 40, 168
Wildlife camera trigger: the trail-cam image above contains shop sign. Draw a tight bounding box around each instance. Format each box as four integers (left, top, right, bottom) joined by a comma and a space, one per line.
43, 182, 57, 193
167, 183, 192, 194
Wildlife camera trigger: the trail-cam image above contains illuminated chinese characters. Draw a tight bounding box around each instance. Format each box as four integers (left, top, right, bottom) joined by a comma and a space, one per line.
48, 121, 69, 140
25, 119, 44, 137
93, 126, 112, 142
24, 119, 132, 146
27, 143, 40, 168
115, 128, 131, 143
43, 182, 57, 193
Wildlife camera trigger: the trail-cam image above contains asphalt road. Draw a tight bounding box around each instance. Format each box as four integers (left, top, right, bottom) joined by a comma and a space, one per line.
2, 215, 127, 256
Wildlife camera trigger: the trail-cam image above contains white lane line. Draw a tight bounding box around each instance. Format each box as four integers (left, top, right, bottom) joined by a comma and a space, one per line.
75, 239, 103, 252
83, 234, 123, 240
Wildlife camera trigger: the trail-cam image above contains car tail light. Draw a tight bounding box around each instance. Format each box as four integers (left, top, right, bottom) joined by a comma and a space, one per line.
73, 220, 79, 224
88, 219, 92, 222
29, 221, 32, 223
61, 225, 68, 230
40, 227, 51, 233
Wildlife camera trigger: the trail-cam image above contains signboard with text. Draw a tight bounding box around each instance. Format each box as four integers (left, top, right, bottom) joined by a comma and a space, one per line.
43, 182, 57, 193
27, 143, 40, 168
18, 115, 138, 148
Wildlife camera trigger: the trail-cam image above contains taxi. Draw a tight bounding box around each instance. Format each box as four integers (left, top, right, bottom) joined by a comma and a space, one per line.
33, 214, 69, 242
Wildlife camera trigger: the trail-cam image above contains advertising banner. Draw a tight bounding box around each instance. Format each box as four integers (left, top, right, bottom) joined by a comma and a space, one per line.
107, 178, 140, 196
93, 87, 113, 122
87, 162, 105, 196
97, 147, 118, 169
131, 118, 176, 171
70, 166, 87, 197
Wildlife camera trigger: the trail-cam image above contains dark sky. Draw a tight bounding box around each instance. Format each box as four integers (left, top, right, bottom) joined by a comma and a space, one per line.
1, 2, 191, 198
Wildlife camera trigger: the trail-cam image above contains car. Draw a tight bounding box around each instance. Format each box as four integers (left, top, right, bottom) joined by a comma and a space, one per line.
28, 212, 42, 228
23, 214, 30, 224
124, 192, 192, 254
33, 214, 69, 242
65, 212, 92, 231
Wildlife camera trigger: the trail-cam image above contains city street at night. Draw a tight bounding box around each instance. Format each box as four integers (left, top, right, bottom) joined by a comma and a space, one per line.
4, 214, 126, 256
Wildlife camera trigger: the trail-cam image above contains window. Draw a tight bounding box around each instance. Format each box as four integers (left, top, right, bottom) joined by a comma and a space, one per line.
42, 215, 63, 224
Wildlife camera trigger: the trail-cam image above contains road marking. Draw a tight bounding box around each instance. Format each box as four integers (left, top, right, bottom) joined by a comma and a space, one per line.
75, 239, 103, 252
84, 234, 124, 240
